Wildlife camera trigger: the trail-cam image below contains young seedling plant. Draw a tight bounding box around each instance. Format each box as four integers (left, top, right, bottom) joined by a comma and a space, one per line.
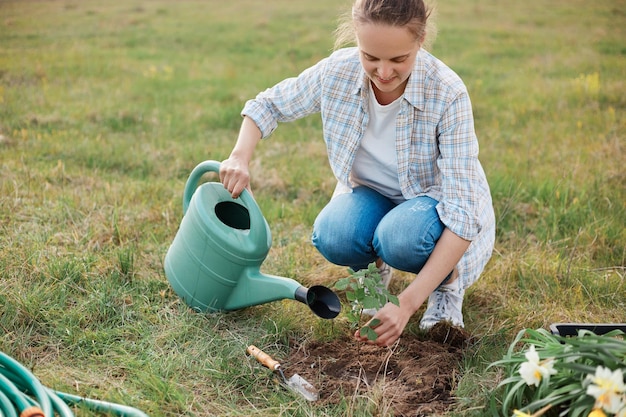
334, 262, 399, 342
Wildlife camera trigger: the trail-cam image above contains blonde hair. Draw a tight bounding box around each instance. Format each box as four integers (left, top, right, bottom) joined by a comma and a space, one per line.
334, 0, 437, 50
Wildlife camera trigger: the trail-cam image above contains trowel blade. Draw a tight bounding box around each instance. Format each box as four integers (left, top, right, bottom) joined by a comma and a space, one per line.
287, 373, 319, 401
247, 344, 319, 401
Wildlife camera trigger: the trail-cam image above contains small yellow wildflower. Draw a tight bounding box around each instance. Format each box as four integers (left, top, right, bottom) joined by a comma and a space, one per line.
512, 404, 552, 417
588, 409, 607, 417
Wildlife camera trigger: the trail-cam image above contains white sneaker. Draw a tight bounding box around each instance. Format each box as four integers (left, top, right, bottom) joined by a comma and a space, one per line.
419, 281, 465, 330
378, 262, 393, 290
362, 262, 393, 317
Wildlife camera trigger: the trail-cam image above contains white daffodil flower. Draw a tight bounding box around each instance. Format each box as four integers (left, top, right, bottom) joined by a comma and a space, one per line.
518, 345, 557, 387
586, 366, 626, 414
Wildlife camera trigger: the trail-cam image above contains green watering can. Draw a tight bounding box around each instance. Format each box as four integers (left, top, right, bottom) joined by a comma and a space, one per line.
164, 160, 341, 319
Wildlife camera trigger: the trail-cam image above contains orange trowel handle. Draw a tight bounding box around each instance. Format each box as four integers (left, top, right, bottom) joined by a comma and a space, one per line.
247, 345, 281, 371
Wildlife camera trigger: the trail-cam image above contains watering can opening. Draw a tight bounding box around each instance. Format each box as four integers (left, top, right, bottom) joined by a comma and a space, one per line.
215, 201, 251, 230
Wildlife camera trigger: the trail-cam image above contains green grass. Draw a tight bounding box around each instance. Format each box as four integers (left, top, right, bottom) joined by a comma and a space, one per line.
1, 0, 625, 415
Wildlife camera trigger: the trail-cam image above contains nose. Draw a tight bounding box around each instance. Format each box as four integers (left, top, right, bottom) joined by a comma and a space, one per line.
378, 62, 393, 80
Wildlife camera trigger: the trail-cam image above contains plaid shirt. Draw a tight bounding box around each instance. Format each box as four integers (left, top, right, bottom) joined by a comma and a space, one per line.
242, 47, 495, 288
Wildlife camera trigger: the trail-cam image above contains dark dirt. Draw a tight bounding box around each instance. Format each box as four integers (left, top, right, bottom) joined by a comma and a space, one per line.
286, 322, 473, 417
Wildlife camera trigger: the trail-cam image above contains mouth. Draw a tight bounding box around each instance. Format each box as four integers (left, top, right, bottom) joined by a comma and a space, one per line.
376, 76, 395, 85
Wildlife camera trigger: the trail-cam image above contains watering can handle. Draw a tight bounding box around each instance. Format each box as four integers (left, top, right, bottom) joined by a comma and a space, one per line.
182, 160, 255, 215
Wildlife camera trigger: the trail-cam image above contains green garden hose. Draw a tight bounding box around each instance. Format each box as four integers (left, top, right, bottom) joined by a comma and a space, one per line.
0, 351, 149, 417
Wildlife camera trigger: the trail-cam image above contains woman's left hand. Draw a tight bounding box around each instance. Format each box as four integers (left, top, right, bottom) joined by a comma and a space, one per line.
354, 302, 413, 347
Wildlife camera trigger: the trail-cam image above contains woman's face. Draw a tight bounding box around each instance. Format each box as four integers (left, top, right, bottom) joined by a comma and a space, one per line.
356, 23, 422, 104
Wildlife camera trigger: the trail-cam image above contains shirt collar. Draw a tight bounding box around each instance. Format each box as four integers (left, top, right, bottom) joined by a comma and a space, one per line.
403, 49, 426, 111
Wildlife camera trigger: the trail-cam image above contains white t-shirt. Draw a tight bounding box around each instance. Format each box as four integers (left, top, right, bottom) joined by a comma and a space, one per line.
351, 88, 405, 204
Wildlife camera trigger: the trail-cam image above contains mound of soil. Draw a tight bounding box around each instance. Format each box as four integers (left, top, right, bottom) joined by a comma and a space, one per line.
287, 323, 472, 416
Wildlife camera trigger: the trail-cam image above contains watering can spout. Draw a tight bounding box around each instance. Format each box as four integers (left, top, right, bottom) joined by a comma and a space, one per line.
224, 269, 341, 319
294, 284, 342, 320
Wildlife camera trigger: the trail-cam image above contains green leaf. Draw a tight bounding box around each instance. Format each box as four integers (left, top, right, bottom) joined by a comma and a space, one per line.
369, 318, 381, 328
359, 325, 379, 341
501, 379, 529, 413
488, 394, 503, 417
362, 295, 380, 309
569, 402, 595, 417
363, 277, 375, 288
388, 294, 399, 306
334, 278, 349, 290
355, 287, 366, 299
346, 312, 359, 327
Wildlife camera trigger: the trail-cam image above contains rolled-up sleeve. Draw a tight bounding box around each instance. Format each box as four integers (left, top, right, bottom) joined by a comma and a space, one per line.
241, 60, 325, 138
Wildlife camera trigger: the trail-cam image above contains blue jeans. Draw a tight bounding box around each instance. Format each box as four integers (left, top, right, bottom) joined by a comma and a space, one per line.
312, 186, 446, 274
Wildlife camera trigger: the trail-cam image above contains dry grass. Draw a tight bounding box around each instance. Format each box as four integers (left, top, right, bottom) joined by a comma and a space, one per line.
1, 0, 624, 415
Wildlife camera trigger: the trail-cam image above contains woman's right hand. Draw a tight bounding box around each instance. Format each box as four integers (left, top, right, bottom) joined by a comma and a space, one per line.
219, 116, 263, 199
219, 157, 251, 199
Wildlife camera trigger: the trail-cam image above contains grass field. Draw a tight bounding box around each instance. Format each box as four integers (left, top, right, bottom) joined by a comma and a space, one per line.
1, 0, 625, 415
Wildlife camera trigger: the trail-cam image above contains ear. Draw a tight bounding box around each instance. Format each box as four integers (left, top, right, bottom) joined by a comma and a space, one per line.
418, 31, 427, 48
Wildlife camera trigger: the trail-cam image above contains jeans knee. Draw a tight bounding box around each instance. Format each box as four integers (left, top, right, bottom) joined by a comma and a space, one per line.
373, 216, 443, 273
311, 229, 372, 268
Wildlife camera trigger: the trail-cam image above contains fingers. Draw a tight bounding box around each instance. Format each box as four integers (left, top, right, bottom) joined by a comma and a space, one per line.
226, 178, 247, 199
354, 325, 397, 347
219, 160, 250, 199
354, 318, 392, 347
353, 305, 406, 347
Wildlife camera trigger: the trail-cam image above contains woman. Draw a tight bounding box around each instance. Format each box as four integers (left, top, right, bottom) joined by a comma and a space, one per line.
219, 0, 495, 347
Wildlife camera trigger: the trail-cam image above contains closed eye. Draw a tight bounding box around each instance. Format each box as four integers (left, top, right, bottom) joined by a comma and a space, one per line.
362, 53, 378, 61
362, 52, 409, 63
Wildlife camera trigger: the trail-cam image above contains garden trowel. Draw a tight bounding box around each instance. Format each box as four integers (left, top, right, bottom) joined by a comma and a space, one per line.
246, 345, 319, 401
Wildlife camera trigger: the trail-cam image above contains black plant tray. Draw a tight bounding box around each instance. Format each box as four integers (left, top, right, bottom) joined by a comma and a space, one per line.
550, 323, 626, 337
